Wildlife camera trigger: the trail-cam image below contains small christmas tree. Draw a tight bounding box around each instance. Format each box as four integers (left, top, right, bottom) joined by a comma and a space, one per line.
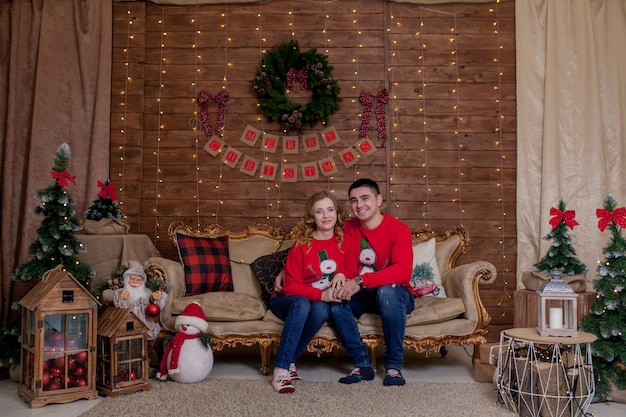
12, 143, 94, 289
533, 198, 587, 275
581, 194, 626, 399
84, 178, 124, 220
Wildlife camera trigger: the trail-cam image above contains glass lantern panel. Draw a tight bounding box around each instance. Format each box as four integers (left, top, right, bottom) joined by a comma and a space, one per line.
43, 314, 66, 354
130, 338, 143, 360
116, 339, 130, 362
23, 309, 36, 349
118, 362, 130, 383
68, 313, 89, 350
131, 361, 143, 381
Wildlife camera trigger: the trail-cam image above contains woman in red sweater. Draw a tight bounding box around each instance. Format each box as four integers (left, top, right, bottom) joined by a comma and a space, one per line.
270, 190, 355, 393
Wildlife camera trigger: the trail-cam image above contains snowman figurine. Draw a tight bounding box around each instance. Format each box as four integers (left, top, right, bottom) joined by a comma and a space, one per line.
156, 302, 213, 383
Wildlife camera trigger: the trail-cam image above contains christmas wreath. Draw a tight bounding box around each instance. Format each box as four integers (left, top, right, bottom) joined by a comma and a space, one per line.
253, 40, 341, 132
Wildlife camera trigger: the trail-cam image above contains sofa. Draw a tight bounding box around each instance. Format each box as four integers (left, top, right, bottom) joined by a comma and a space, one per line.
144, 220, 497, 375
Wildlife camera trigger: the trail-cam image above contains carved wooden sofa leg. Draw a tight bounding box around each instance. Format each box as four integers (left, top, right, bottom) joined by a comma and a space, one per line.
259, 339, 273, 376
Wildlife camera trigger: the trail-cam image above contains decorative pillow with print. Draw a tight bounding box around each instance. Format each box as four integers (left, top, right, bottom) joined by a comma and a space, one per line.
176, 233, 234, 296
409, 237, 446, 297
250, 248, 291, 308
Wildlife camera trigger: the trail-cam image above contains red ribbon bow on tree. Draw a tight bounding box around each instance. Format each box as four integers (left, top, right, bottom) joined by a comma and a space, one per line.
596, 207, 626, 231
51, 169, 76, 187
97, 180, 118, 201
549, 207, 579, 230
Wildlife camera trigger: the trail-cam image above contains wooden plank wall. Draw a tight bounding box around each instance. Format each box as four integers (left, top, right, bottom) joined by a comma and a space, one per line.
110, 0, 516, 341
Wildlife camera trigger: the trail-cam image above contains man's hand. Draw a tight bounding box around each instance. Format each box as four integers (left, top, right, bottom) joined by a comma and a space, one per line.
152, 290, 162, 300
274, 270, 285, 293
335, 279, 361, 300
121, 290, 130, 300
321, 287, 341, 302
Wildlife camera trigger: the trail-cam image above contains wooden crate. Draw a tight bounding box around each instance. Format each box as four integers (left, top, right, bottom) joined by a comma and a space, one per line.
514, 289, 596, 329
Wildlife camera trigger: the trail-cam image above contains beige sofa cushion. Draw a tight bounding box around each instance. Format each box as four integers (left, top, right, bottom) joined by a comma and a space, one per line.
172, 292, 266, 321
357, 296, 465, 327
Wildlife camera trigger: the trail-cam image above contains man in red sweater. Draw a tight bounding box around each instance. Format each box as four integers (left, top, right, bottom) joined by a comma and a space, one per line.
332, 178, 414, 386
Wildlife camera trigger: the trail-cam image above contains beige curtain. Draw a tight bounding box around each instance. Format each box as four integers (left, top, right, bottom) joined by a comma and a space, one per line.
516, 0, 626, 287
0, 0, 111, 325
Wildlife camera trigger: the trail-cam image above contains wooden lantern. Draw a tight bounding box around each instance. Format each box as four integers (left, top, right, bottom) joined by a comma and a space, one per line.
96, 307, 152, 397
18, 267, 100, 408
536, 269, 579, 337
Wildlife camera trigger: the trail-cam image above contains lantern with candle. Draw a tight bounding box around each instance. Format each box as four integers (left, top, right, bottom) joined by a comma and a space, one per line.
537, 269, 579, 337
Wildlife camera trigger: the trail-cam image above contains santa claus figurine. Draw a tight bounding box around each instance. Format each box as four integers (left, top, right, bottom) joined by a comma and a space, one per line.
103, 260, 168, 341
156, 302, 214, 383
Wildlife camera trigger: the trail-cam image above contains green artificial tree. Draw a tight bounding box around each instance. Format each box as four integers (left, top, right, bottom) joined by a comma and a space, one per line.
12, 143, 94, 289
581, 194, 626, 399
84, 178, 124, 220
533, 198, 587, 276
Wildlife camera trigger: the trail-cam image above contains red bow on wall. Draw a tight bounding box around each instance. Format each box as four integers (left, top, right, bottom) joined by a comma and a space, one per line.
98, 180, 118, 201
198, 90, 229, 138
549, 207, 579, 230
51, 169, 76, 187
596, 207, 626, 231
358, 89, 389, 141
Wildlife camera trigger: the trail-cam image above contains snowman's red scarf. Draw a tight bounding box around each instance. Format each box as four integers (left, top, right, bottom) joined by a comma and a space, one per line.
159, 331, 201, 376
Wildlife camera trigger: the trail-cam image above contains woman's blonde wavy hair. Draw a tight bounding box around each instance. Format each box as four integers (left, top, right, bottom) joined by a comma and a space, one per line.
293, 191, 346, 250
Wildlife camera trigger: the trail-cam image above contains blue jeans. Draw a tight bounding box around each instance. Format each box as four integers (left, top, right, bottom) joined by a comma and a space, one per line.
330, 284, 414, 371
270, 294, 330, 370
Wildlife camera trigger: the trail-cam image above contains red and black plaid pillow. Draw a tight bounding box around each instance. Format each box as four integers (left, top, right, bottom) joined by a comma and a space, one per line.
175, 233, 234, 296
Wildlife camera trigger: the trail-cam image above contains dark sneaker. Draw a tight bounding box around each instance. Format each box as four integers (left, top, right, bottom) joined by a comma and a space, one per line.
383, 368, 406, 386
288, 363, 302, 381
339, 366, 375, 384
272, 375, 295, 393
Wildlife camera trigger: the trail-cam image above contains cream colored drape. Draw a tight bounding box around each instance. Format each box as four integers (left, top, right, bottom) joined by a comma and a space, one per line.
0, 0, 111, 325
516, 0, 626, 287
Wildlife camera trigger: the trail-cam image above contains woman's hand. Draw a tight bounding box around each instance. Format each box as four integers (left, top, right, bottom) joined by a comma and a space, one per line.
273, 270, 285, 293
331, 273, 346, 289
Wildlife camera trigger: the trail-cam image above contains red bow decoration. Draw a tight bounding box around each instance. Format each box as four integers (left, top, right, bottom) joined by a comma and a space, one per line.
596, 207, 626, 231
548, 207, 579, 230
358, 89, 389, 141
97, 180, 118, 201
197, 90, 229, 137
286, 67, 309, 90
51, 169, 76, 187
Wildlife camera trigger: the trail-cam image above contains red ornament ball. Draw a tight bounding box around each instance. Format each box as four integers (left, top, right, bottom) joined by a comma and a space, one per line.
145, 303, 160, 317
42, 371, 50, 386
74, 351, 88, 363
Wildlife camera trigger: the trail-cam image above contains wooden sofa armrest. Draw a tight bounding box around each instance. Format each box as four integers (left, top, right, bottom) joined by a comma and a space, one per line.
443, 260, 497, 328
144, 256, 184, 332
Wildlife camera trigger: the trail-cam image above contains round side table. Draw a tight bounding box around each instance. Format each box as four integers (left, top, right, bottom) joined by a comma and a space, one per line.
496, 328, 596, 417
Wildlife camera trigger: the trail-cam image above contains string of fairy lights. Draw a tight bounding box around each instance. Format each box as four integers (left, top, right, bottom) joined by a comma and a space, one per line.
154, 8, 165, 242
351, 6, 362, 184
193, 7, 201, 226
113, 1, 509, 277
492, 0, 511, 315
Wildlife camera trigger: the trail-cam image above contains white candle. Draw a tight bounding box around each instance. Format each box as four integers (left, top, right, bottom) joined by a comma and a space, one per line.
549, 307, 563, 329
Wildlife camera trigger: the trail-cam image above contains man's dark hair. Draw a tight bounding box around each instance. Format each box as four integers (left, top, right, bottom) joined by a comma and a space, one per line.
349, 178, 380, 196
